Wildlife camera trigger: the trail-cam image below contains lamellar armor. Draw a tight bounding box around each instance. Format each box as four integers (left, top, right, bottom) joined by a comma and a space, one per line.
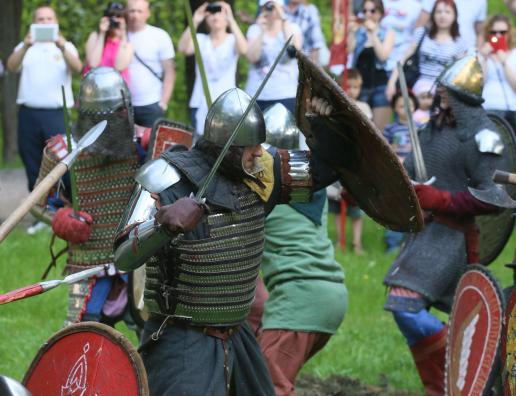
114, 89, 316, 326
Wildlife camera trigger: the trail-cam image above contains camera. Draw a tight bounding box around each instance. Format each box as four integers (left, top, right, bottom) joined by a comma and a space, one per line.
109, 16, 120, 29
104, 2, 124, 29
206, 3, 222, 13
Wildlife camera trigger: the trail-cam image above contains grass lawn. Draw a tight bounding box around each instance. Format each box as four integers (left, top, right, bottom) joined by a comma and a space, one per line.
0, 215, 514, 392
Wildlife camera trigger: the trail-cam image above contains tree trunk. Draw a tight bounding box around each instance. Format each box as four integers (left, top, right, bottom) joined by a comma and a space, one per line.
0, 0, 22, 164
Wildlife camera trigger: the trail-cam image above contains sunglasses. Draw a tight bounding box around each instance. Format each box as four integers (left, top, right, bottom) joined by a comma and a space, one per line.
489, 30, 508, 36
362, 7, 377, 14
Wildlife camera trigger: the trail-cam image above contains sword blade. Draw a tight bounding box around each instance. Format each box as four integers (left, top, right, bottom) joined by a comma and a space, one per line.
195, 36, 294, 201
397, 62, 428, 182
61, 120, 107, 167
63, 265, 107, 284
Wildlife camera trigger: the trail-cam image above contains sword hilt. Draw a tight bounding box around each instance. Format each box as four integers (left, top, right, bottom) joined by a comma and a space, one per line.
0, 284, 44, 305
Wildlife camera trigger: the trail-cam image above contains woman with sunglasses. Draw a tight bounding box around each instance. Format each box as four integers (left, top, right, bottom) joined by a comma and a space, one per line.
84, 2, 133, 83
386, 0, 467, 101
348, 0, 395, 131
178, 1, 247, 140
479, 14, 516, 130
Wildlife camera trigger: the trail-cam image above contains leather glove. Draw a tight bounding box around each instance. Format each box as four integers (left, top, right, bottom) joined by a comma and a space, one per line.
52, 207, 93, 243
414, 184, 451, 212
155, 197, 206, 234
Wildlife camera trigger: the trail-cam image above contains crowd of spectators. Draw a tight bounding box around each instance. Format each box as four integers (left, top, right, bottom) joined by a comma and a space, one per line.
4, 0, 515, 244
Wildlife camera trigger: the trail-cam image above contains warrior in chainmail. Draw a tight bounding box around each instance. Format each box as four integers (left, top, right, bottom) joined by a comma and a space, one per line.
383, 54, 508, 395
113, 88, 338, 395
40, 67, 140, 327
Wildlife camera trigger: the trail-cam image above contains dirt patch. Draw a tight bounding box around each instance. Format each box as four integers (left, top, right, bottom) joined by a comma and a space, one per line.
0, 168, 30, 225
296, 374, 418, 396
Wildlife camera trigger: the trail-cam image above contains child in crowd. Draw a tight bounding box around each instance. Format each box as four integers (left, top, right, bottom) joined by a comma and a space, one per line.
346, 68, 373, 121
327, 68, 370, 254
383, 90, 419, 252
413, 81, 434, 124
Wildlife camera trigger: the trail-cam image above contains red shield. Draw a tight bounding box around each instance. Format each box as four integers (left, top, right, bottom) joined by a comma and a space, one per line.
445, 265, 504, 396
502, 286, 516, 395
147, 119, 193, 160
23, 322, 148, 396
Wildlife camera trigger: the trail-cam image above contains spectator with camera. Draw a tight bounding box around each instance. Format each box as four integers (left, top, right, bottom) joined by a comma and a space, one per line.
347, 0, 395, 131
178, 1, 247, 139
386, 0, 467, 101
480, 14, 516, 129
6, 4, 82, 197
245, 0, 302, 113
126, 0, 176, 127
85, 2, 133, 83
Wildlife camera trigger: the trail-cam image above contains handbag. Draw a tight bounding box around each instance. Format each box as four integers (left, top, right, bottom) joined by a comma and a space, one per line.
402, 29, 427, 88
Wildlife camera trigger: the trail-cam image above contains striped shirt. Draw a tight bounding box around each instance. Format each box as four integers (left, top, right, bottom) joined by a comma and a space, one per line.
413, 27, 468, 85
383, 121, 413, 160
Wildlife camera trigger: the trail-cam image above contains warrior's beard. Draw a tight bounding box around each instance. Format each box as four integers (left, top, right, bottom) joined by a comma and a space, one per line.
195, 138, 248, 183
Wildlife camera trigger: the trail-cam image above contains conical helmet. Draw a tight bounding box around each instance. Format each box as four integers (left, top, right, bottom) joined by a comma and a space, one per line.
79, 67, 131, 114
264, 103, 300, 149
437, 53, 484, 104
204, 88, 265, 146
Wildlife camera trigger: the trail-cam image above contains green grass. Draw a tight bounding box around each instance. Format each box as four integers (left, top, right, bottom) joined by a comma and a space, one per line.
1, 217, 514, 392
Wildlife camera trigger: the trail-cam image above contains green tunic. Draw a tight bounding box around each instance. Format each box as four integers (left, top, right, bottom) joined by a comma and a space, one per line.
261, 201, 348, 334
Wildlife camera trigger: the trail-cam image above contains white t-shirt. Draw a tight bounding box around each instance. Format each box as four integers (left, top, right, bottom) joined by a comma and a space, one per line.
128, 24, 175, 106
381, 0, 422, 68
245, 24, 301, 101
15, 41, 78, 108
191, 33, 239, 135
422, 0, 487, 50
482, 51, 516, 111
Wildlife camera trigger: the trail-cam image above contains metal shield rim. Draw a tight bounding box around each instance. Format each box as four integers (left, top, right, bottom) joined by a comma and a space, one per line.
22, 321, 149, 396
294, 49, 423, 232
445, 264, 504, 395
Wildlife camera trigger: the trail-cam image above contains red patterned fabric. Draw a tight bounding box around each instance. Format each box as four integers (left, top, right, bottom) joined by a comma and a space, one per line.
52, 207, 93, 244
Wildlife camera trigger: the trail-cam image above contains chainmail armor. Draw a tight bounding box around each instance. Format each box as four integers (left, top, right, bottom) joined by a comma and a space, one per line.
384, 92, 508, 312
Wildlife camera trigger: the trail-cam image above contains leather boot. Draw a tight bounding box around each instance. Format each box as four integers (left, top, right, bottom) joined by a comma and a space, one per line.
410, 325, 448, 396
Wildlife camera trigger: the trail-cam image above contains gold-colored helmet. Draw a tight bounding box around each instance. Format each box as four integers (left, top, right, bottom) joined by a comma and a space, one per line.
437, 53, 484, 104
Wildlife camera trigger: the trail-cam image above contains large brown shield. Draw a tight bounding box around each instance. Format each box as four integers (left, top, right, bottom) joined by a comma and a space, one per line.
23, 322, 148, 396
294, 50, 423, 232
445, 265, 504, 396
477, 113, 516, 265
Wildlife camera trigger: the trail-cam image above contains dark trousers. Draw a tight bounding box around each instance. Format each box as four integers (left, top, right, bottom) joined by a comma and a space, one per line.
257, 98, 296, 114
140, 319, 274, 396
133, 102, 164, 128
17, 105, 65, 191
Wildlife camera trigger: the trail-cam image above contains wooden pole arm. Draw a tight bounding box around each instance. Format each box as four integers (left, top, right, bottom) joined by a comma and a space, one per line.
0, 162, 68, 243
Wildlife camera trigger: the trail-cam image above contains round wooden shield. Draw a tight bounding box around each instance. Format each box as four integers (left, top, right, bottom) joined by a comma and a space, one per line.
23, 322, 148, 396
502, 286, 516, 395
445, 265, 504, 396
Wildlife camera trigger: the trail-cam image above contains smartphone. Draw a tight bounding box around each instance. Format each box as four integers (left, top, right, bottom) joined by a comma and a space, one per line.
489, 34, 508, 52
206, 3, 222, 13
31, 24, 59, 42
